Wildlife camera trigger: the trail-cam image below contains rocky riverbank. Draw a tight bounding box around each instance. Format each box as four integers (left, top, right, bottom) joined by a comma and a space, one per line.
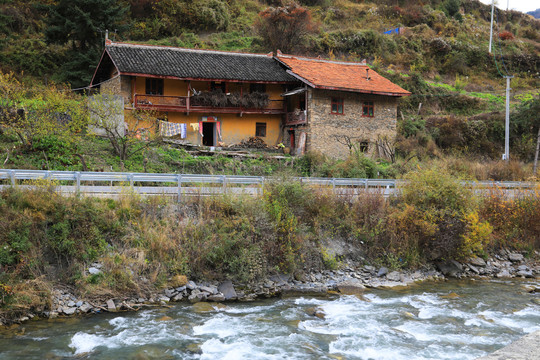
5, 250, 540, 326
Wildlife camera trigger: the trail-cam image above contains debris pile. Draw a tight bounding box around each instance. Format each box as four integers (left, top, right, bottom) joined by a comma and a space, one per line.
237, 137, 268, 149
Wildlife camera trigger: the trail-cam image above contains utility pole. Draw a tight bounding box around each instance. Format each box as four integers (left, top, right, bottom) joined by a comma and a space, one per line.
489, 0, 495, 53
504, 75, 513, 162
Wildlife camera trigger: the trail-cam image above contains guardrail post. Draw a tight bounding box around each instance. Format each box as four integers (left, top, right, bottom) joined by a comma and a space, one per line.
177, 174, 182, 202
8, 170, 15, 186
129, 173, 134, 188
261, 177, 265, 195
76, 172, 81, 196
332, 178, 336, 194
365, 179, 369, 190
222, 175, 227, 194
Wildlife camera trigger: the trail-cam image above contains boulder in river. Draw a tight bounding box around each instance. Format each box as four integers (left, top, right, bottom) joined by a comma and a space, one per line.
106, 299, 116, 312
337, 278, 365, 295
218, 280, 237, 300
306, 306, 326, 319
436, 260, 463, 277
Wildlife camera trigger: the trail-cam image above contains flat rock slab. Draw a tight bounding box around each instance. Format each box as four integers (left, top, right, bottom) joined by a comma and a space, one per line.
475, 330, 540, 360
337, 278, 365, 295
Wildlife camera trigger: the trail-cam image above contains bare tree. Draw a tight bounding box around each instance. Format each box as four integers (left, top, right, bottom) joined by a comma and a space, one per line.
375, 135, 396, 163
88, 93, 161, 161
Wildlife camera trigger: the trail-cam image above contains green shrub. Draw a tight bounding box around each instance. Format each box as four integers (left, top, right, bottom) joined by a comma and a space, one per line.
397, 168, 489, 260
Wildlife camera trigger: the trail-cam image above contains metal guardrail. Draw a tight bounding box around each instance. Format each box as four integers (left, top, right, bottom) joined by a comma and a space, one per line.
0, 169, 537, 200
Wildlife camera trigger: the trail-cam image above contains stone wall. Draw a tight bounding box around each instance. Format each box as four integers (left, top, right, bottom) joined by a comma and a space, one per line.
304, 89, 398, 159
100, 75, 132, 105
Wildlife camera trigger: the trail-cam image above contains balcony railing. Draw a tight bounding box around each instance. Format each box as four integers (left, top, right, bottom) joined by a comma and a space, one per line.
285, 110, 307, 125
134, 94, 285, 114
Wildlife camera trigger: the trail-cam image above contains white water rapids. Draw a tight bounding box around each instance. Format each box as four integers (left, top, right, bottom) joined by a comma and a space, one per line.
0, 279, 538, 359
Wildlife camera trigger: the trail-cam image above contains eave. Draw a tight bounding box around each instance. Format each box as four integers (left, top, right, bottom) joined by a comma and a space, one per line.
118, 72, 297, 85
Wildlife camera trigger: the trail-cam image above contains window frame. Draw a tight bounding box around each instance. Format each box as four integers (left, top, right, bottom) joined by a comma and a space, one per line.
145, 78, 164, 95
255, 122, 267, 137
362, 101, 374, 117
330, 97, 344, 115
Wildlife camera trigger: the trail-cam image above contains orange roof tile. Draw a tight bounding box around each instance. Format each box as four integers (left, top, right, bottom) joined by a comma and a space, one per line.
276, 54, 411, 97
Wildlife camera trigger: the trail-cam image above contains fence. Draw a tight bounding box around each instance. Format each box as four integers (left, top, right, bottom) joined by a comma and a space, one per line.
0, 169, 536, 201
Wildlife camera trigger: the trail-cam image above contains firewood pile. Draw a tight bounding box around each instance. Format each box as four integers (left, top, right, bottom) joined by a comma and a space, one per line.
236, 136, 268, 149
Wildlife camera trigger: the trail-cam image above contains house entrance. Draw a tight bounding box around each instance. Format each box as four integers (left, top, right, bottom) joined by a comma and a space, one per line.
202, 122, 215, 146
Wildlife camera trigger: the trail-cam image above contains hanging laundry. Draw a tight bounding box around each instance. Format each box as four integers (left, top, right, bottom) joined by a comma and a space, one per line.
160, 120, 185, 138
180, 123, 187, 139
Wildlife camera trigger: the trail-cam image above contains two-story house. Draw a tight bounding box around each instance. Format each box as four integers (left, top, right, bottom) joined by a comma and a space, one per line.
90, 41, 410, 158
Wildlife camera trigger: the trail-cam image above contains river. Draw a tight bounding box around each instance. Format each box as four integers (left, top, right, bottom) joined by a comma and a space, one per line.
0, 279, 538, 360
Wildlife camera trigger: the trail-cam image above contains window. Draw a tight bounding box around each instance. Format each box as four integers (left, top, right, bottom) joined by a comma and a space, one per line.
362, 101, 374, 117
331, 97, 344, 114
250, 83, 266, 93
145, 78, 163, 95
210, 81, 226, 92
359, 140, 369, 153
255, 122, 267, 137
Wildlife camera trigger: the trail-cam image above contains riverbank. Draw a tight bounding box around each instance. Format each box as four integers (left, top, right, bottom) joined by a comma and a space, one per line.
6, 249, 538, 326
1, 171, 539, 326
475, 330, 540, 360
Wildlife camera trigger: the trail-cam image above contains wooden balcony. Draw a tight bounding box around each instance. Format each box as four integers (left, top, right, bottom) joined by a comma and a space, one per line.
134, 94, 285, 115
285, 110, 307, 125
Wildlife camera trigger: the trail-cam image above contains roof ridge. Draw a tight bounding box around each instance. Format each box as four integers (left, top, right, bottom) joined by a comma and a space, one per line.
107, 41, 271, 58
277, 53, 368, 66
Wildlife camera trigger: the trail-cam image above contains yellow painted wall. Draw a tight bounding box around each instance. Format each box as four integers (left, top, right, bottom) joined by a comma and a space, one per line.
166, 112, 282, 146
129, 77, 286, 146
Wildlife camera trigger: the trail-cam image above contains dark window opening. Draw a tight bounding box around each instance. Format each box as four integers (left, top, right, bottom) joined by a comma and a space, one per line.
331, 97, 344, 114
362, 101, 374, 117
256, 122, 267, 137
210, 81, 226, 92
250, 83, 266, 93
359, 140, 369, 153
145, 78, 164, 95
299, 97, 306, 111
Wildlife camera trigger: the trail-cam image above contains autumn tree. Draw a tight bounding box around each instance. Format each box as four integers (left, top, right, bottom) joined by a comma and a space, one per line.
0, 71, 88, 149
255, 2, 317, 53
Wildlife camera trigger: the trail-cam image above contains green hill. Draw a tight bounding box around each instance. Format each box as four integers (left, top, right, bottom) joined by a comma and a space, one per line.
0, 0, 539, 178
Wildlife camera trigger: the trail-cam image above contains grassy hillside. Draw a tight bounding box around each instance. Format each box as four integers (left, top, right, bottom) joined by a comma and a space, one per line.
0, 0, 539, 177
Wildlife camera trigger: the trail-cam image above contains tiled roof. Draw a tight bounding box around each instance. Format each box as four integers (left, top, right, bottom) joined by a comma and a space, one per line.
276, 54, 411, 96
105, 42, 296, 83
